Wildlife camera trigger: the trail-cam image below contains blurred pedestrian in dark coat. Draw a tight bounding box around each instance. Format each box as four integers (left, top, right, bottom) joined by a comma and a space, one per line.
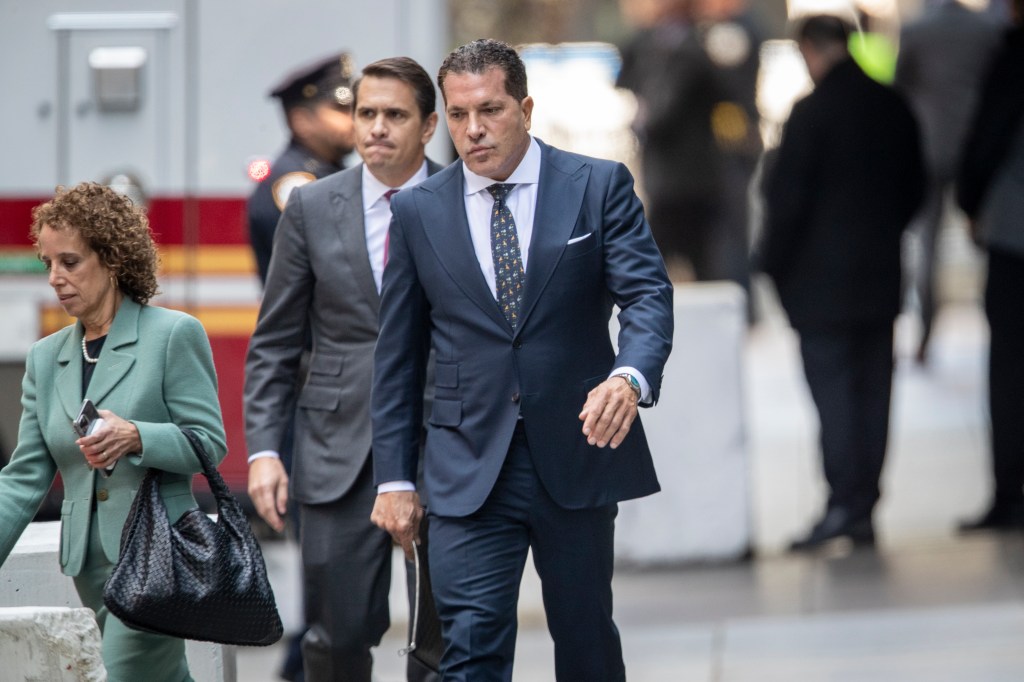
757, 15, 925, 551
956, 0, 1024, 532
894, 0, 1001, 363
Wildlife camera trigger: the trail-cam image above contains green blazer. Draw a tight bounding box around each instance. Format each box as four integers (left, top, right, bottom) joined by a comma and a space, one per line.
0, 298, 227, 576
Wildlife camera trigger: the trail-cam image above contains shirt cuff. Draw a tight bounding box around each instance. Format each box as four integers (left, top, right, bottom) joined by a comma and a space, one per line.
247, 450, 280, 465
609, 366, 651, 404
378, 480, 416, 494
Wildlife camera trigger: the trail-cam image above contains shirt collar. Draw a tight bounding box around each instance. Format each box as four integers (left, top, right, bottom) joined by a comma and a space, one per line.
463, 136, 541, 197
362, 161, 430, 205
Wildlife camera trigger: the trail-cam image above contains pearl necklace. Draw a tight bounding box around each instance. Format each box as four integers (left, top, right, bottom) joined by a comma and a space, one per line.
82, 336, 100, 364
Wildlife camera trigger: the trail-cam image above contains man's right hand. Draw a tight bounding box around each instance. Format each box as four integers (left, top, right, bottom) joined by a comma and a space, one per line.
370, 491, 423, 560
248, 457, 289, 533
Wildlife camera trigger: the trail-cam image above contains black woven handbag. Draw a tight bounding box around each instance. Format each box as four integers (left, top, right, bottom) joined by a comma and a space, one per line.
102, 428, 283, 646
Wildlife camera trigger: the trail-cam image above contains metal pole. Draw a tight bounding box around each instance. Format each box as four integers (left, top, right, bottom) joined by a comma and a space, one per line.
183, 0, 199, 314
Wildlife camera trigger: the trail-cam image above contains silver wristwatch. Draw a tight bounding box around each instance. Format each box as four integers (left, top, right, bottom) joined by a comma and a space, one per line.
613, 373, 641, 403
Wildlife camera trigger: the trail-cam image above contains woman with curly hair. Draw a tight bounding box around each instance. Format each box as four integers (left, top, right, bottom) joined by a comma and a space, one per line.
0, 181, 227, 681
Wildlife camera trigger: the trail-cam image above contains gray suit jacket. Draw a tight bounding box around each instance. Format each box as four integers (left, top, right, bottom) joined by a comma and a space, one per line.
244, 160, 443, 505
895, 1, 1001, 178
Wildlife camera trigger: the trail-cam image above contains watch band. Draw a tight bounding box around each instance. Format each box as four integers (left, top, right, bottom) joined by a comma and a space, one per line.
613, 373, 641, 403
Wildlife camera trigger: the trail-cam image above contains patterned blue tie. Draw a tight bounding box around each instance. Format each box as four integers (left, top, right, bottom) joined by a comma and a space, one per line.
487, 183, 525, 329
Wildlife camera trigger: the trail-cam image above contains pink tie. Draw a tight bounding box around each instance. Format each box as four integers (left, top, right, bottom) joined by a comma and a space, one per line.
383, 189, 398, 266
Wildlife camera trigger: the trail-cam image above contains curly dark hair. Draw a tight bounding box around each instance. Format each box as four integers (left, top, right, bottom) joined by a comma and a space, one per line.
30, 182, 160, 305
437, 39, 528, 103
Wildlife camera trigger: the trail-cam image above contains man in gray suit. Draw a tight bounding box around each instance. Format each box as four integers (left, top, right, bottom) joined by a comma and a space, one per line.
894, 0, 1001, 362
244, 57, 441, 682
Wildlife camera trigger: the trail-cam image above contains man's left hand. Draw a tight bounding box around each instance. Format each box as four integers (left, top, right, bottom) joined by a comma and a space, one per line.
578, 376, 639, 449
371, 491, 424, 560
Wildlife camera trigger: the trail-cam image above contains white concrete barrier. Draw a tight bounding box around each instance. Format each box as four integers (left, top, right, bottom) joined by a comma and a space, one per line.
0, 300, 38, 362
614, 282, 751, 563
0, 606, 105, 681
0, 521, 236, 682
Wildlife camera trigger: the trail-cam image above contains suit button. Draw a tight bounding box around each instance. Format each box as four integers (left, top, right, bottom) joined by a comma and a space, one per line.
512, 339, 522, 349
511, 392, 520, 403
96, 489, 109, 502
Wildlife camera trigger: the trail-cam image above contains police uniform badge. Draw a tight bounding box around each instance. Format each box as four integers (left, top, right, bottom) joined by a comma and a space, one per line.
272, 171, 316, 211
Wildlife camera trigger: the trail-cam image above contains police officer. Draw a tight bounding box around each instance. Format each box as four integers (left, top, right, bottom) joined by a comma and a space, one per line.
248, 51, 357, 284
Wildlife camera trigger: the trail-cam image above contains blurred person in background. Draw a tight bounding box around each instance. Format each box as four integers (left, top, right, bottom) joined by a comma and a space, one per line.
0, 182, 228, 680
956, 0, 1024, 532
847, 7, 898, 84
694, 0, 764, 316
618, 0, 761, 307
245, 52, 356, 681
894, 0, 1001, 364
756, 15, 924, 552
245, 57, 442, 682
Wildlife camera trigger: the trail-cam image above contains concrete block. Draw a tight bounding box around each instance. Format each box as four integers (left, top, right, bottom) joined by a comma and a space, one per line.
0, 521, 235, 682
614, 282, 751, 563
0, 300, 37, 362
0, 606, 104, 682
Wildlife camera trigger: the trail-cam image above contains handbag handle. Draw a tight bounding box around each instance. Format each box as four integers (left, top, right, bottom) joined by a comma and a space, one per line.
179, 428, 233, 504
399, 539, 424, 658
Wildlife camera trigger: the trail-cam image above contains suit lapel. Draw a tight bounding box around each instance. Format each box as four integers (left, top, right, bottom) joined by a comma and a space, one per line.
517, 143, 589, 333
56, 328, 82, 421
85, 298, 139, 405
419, 165, 510, 331
330, 168, 380, 310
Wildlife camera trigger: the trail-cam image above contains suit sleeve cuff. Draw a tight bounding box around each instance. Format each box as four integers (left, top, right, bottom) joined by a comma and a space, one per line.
247, 450, 281, 465
378, 480, 416, 494
609, 366, 652, 405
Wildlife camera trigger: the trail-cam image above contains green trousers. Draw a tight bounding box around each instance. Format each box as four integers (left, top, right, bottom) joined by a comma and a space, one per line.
71, 513, 193, 682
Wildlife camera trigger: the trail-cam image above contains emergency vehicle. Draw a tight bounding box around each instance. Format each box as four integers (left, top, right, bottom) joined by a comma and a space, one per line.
0, 0, 449, 507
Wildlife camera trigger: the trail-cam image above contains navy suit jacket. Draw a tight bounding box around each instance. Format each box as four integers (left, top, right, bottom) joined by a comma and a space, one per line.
371, 140, 673, 517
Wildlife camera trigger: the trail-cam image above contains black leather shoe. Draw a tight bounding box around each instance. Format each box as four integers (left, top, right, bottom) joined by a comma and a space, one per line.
958, 503, 1024, 533
790, 507, 875, 552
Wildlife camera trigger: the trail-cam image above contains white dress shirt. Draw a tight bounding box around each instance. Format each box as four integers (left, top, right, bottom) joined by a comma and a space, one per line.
362, 161, 430, 293
462, 138, 541, 296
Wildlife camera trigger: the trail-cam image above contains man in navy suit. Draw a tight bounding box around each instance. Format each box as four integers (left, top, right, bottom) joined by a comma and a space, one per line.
370, 39, 674, 681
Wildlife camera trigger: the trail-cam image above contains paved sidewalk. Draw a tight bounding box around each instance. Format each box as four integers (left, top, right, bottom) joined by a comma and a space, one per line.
239, 296, 1023, 681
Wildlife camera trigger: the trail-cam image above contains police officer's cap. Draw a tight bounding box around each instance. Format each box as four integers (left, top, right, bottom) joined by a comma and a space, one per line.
269, 51, 355, 109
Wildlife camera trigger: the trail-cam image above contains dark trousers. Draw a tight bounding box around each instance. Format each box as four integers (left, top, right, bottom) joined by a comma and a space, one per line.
798, 322, 895, 519
985, 248, 1024, 505
904, 176, 948, 345
300, 456, 437, 682
428, 424, 623, 682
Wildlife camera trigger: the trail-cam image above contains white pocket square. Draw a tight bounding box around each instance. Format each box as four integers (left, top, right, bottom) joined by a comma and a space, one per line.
567, 232, 593, 245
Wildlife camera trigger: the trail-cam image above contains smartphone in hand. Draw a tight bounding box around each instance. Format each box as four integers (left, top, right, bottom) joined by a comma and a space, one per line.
73, 399, 103, 437
73, 399, 114, 477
